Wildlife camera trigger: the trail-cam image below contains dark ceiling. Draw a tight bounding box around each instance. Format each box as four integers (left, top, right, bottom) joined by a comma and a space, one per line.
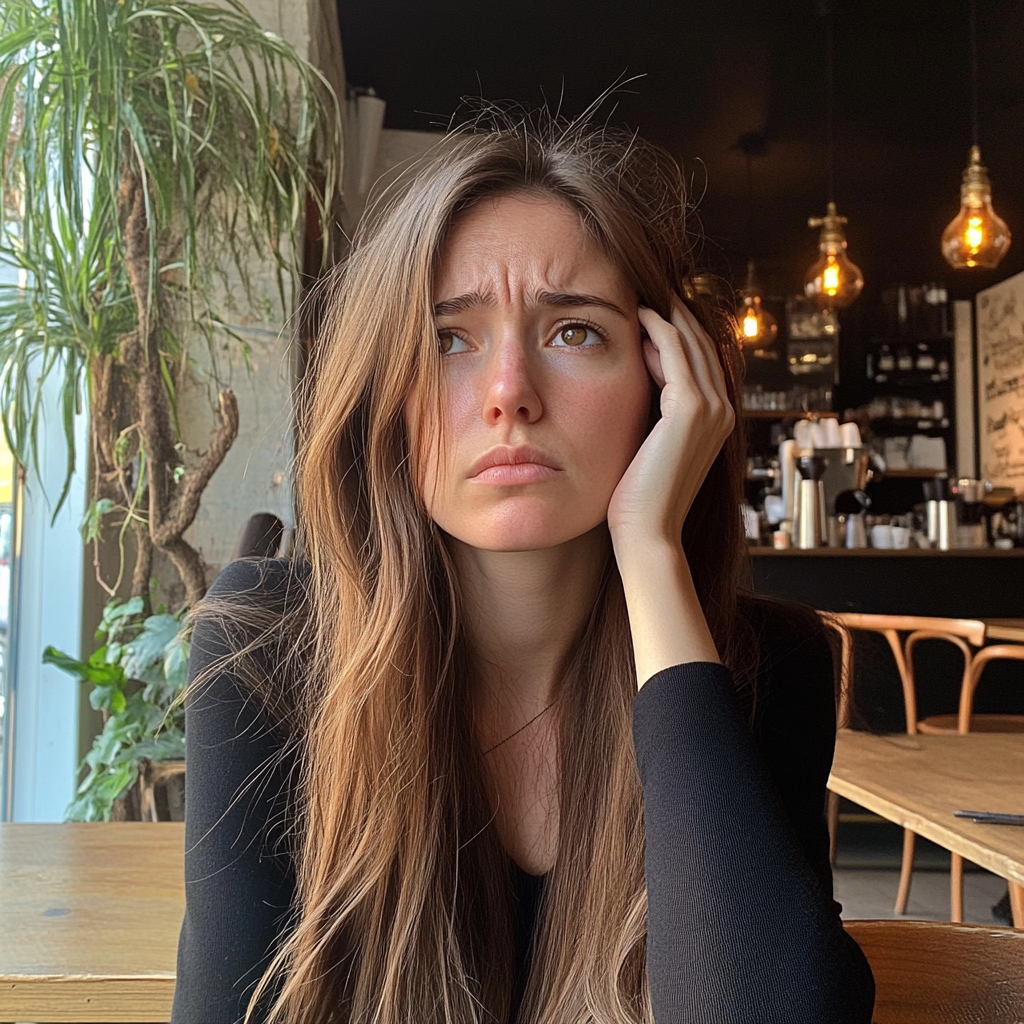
337, 0, 1024, 306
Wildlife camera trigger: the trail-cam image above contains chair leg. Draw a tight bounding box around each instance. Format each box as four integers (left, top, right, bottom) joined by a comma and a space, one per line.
827, 790, 840, 867
950, 853, 964, 923
1010, 882, 1024, 930
139, 771, 158, 823
895, 828, 915, 914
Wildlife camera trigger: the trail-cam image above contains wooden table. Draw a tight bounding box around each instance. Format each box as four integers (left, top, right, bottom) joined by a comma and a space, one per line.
0, 822, 183, 1022
982, 618, 1024, 644
829, 731, 1024, 927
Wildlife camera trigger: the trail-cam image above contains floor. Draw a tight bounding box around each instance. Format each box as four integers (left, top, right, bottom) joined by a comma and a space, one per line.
832, 815, 1011, 925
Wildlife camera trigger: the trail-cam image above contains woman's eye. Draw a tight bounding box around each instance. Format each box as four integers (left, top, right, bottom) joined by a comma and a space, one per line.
438, 330, 470, 355
551, 324, 601, 348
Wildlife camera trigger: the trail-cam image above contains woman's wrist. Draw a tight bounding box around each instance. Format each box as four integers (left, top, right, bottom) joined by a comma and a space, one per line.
612, 532, 721, 687
610, 528, 684, 567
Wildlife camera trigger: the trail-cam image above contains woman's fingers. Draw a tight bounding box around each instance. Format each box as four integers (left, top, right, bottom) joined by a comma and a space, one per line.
638, 305, 698, 399
670, 298, 731, 406
639, 302, 734, 439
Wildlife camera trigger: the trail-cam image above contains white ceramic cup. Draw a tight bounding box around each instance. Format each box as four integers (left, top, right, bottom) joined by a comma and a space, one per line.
890, 525, 910, 549
870, 523, 894, 549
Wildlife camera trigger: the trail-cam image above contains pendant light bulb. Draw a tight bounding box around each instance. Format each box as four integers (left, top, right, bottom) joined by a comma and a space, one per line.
736, 261, 778, 349
804, 201, 864, 311
942, 146, 1011, 269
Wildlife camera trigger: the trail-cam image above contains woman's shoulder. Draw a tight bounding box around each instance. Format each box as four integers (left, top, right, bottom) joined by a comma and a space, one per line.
741, 594, 835, 667
188, 558, 311, 729
205, 556, 311, 607
738, 594, 838, 730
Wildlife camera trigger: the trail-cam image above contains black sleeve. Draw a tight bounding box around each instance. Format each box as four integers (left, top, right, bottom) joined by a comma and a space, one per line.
171, 560, 300, 1024
632, 621, 875, 1023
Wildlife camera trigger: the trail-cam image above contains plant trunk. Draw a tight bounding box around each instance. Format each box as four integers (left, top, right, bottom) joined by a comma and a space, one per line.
89, 351, 153, 610
117, 170, 239, 608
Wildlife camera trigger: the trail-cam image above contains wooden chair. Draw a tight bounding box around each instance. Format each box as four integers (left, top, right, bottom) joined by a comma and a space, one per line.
138, 757, 186, 822
825, 613, 987, 915
912, 635, 1024, 736
943, 644, 1024, 926
844, 919, 1024, 1023
230, 511, 286, 561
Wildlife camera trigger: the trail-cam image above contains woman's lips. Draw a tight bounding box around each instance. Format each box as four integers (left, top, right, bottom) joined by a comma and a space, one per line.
468, 445, 560, 484
470, 463, 561, 485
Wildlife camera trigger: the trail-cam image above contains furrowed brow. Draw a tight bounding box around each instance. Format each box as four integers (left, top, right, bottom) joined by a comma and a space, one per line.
433, 292, 495, 317
535, 291, 629, 318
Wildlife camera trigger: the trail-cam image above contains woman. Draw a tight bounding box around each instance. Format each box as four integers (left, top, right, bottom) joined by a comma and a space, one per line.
171, 113, 875, 1024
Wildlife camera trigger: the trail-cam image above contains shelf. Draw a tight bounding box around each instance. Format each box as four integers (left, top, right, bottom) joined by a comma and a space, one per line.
749, 546, 1024, 557
882, 468, 948, 479
742, 409, 839, 419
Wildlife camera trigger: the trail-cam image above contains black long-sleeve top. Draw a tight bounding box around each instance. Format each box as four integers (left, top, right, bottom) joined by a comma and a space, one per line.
171, 558, 874, 1024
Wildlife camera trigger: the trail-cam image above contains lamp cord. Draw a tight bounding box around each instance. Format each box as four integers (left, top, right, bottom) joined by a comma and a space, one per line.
969, 0, 979, 148
745, 153, 755, 259
825, 5, 835, 203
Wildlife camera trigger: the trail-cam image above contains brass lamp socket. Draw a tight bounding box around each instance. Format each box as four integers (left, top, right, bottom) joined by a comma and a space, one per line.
961, 145, 993, 206
808, 201, 849, 248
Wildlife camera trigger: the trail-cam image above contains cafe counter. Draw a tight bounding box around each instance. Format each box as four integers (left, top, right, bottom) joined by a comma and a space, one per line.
749, 547, 1024, 618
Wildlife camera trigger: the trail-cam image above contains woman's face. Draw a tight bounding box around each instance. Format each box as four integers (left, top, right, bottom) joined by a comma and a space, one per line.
408, 193, 653, 551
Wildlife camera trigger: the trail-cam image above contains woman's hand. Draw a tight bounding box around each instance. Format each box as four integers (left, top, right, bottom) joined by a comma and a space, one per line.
607, 298, 736, 546
607, 298, 736, 684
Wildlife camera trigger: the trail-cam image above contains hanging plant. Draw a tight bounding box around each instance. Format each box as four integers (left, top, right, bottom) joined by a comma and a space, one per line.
0, 0, 341, 609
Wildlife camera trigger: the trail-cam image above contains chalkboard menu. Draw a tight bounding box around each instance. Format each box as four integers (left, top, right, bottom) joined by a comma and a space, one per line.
976, 270, 1024, 495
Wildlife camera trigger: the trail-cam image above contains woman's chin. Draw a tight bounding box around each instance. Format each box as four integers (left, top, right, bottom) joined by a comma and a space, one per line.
442, 511, 608, 553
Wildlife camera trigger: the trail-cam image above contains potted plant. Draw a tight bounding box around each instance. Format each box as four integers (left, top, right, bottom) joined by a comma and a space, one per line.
0, 0, 340, 818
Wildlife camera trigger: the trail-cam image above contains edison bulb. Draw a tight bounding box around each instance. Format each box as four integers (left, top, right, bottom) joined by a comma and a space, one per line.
942, 146, 1011, 270
735, 261, 778, 349
804, 202, 864, 311
737, 295, 778, 349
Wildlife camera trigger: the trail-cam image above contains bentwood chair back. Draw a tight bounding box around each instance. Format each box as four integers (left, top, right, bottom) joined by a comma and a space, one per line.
829, 613, 987, 734
843, 919, 1024, 1024
851, 921, 1024, 1024
824, 613, 987, 917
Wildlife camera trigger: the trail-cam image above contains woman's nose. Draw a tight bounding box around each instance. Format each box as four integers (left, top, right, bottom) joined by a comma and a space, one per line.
481, 334, 542, 426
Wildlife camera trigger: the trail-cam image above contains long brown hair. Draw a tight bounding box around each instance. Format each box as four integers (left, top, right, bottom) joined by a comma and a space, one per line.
198, 109, 759, 1023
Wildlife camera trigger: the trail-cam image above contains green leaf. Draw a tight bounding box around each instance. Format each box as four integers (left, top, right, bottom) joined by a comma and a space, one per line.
80, 498, 116, 543
131, 731, 185, 763
43, 645, 125, 686
122, 612, 182, 679
163, 637, 189, 689
98, 596, 144, 643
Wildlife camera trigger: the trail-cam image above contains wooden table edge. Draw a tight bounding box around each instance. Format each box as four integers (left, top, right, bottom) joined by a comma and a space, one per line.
0, 973, 175, 1023
828, 773, 1024, 888
981, 619, 1024, 643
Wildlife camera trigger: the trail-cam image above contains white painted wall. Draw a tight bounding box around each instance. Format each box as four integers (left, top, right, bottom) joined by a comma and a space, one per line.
177, 0, 317, 574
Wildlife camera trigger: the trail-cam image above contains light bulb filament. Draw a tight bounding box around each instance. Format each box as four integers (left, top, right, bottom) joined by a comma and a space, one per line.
965, 216, 984, 252
743, 312, 759, 338
822, 260, 840, 295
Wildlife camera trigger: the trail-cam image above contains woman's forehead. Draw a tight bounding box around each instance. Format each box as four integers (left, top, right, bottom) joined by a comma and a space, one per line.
434, 194, 632, 308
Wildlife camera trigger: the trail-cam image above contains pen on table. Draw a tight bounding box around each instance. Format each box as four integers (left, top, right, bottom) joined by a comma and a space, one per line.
954, 810, 1024, 826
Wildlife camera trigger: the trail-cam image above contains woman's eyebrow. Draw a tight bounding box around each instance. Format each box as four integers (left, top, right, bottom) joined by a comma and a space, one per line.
433, 290, 629, 319
534, 291, 629, 318
433, 291, 495, 317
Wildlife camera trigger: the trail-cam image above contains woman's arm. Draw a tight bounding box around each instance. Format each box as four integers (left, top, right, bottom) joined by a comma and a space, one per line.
607, 305, 873, 1021
632, 650, 874, 1024
607, 300, 733, 682
171, 559, 299, 1024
